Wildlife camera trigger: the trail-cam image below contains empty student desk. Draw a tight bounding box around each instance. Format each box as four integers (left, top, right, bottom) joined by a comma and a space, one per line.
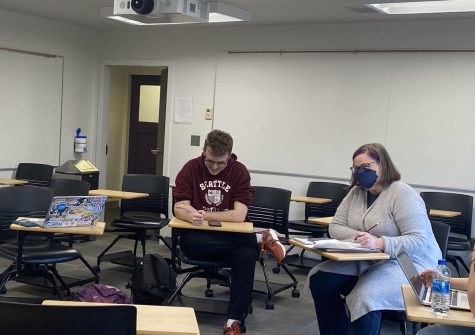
89, 189, 149, 200
0, 178, 28, 185
289, 239, 390, 261
429, 209, 462, 218
290, 195, 332, 205
42, 300, 200, 335
401, 284, 475, 327
307, 216, 334, 226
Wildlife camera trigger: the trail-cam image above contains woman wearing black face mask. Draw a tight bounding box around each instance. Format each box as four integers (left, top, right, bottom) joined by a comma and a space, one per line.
305, 143, 441, 335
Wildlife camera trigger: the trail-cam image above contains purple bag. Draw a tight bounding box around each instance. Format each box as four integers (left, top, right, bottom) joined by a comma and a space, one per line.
74, 284, 132, 304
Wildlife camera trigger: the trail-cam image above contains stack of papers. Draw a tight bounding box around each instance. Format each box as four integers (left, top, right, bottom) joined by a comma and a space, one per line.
294, 238, 380, 253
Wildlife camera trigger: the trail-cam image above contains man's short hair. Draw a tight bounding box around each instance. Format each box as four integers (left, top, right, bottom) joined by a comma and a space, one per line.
204, 129, 233, 156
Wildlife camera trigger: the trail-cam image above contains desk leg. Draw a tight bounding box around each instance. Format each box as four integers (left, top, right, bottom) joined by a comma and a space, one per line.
0, 263, 17, 293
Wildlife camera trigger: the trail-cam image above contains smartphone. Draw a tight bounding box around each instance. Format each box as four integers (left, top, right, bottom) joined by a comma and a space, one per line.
208, 220, 222, 227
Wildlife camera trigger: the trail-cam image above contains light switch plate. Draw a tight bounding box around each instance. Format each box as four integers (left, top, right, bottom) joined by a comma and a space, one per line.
205, 108, 213, 120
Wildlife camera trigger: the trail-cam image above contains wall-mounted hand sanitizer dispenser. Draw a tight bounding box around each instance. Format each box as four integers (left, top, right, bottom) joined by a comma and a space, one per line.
74, 128, 87, 153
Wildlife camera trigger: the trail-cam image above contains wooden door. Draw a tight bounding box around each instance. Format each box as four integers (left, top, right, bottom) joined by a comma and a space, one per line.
127, 74, 167, 175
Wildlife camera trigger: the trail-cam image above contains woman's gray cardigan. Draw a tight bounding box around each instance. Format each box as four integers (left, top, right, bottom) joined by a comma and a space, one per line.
305, 181, 442, 321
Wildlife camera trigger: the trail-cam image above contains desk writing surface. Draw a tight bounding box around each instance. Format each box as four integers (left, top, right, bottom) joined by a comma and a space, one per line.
308, 216, 334, 226
42, 300, 200, 335
89, 189, 149, 200
169, 217, 253, 233
402, 285, 475, 327
0, 178, 28, 185
429, 209, 462, 218
11, 220, 105, 236
289, 239, 390, 261
290, 195, 332, 204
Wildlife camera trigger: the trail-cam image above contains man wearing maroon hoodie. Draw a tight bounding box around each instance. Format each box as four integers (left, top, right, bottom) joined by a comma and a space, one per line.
173, 129, 285, 335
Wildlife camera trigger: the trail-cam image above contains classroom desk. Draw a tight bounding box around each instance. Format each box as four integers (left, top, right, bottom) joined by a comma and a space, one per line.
307, 216, 334, 226
290, 195, 332, 204
0, 178, 28, 185
89, 189, 149, 200
289, 239, 390, 261
168, 217, 253, 233
42, 300, 200, 335
429, 209, 462, 218
10, 220, 105, 290
11, 220, 106, 236
401, 284, 475, 327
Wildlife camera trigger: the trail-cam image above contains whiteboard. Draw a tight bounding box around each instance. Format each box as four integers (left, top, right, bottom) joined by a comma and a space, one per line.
214, 52, 475, 190
0, 48, 63, 169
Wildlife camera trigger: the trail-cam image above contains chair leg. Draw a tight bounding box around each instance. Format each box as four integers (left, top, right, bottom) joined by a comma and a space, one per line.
399, 320, 407, 335
259, 257, 274, 309
96, 235, 125, 267
158, 235, 172, 252
48, 265, 71, 296
163, 272, 194, 305
0, 263, 17, 292
79, 255, 99, 284
45, 270, 64, 299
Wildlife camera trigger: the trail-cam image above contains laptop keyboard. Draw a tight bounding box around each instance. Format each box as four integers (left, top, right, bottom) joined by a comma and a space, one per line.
450, 289, 462, 306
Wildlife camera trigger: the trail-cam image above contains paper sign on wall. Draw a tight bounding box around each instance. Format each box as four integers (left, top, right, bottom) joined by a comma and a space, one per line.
174, 96, 193, 123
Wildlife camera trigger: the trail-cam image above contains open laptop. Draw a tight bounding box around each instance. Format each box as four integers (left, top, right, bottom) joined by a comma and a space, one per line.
19, 196, 107, 228
395, 244, 470, 311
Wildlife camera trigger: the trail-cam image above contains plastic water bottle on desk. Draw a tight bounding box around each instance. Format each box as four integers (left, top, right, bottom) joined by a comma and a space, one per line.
431, 259, 451, 316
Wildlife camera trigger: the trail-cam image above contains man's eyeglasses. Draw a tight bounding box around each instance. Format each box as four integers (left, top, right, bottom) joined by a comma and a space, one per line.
350, 161, 378, 173
204, 157, 228, 167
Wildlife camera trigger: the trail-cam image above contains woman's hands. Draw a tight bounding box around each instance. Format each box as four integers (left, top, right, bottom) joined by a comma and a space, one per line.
420, 270, 438, 287
354, 232, 384, 250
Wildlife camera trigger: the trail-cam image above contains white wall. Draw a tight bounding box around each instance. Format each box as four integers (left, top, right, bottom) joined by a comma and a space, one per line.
98, 19, 475, 235
0, 9, 99, 178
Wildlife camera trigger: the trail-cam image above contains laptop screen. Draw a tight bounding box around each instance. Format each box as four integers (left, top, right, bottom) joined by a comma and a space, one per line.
44, 196, 107, 227
395, 244, 426, 303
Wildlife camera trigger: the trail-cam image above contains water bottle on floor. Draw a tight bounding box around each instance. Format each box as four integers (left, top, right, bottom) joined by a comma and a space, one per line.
431, 259, 451, 316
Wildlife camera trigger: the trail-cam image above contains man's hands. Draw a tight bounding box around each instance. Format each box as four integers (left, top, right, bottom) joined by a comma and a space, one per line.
192, 210, 205, 225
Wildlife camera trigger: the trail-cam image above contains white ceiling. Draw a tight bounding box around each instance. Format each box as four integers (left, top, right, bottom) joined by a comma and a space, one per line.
0, 0, 473, 29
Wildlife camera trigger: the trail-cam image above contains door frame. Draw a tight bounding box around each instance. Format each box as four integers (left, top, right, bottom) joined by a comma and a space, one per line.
96, 60, 175, 188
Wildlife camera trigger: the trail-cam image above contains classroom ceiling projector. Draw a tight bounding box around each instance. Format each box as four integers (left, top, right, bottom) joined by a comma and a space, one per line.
113, 0, 209, 23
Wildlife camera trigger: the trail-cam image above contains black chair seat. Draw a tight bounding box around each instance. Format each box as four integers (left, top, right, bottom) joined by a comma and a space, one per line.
0, 242, 81, 264
112, 217, 169, 230
288, 220, 328, 235
447, 241, 471, 251
122, 211, 162, 221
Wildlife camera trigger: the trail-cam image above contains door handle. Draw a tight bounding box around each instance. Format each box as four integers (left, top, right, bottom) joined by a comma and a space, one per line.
151, 148, 161, 155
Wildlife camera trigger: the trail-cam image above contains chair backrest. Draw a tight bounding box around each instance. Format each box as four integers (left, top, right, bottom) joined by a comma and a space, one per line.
247, 186, 291, 237
15, 163, 55, 187
430, 220, 451, 259
0, 301, 136, 335
120, 174, 170, 219
305, 182, 349, 219
420, 192, 473, 240
0, 186, 53, 242
51, 179, 91, 196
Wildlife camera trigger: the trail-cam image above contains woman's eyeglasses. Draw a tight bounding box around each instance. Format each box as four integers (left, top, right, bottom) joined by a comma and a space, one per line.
350, 161, 378, 173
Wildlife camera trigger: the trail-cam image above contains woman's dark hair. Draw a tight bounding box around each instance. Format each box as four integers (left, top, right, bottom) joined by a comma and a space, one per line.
349, 143, 401, 189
